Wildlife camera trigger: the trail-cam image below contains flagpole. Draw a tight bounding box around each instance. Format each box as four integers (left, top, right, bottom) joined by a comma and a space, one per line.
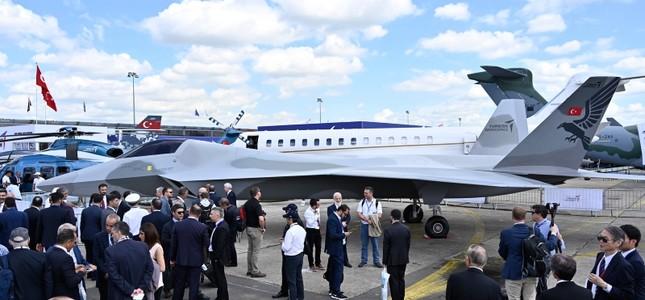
34, 63, 38, 125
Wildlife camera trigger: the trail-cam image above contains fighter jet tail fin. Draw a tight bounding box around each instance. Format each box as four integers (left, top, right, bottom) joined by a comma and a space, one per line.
467, 66, 547, 117
494, 76, 621, 173
469, 99, 528, 155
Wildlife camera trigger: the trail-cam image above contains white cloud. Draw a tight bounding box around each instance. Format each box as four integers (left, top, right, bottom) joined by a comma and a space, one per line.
434, 3, 470, 21
274, 0, 419, 28
518, 59, 591, 97
362, 25, 388, 40
614, 56, 645, 71
545, 40, 582, 55
478, 9, 510, 26
416, 30, 534, 59
315, 34, 366, 57
393, 69, 472, 92
0, 1, 75, 51
210, 87, 261, 108
33, 48, 153, 78
374, 108, 395, 122
142, 0, 299, 47
527, 13, 567, 33
520, 0, 600, 15
0, 52, 7, 67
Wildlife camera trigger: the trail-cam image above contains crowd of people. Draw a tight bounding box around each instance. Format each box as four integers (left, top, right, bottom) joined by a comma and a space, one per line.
0, 178, 642, 300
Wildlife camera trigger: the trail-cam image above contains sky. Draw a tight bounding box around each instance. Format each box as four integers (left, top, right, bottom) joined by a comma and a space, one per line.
1, 0, 645, 129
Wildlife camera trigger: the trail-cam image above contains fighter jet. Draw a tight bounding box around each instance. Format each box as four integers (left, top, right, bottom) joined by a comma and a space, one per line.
40, 76, 644, 238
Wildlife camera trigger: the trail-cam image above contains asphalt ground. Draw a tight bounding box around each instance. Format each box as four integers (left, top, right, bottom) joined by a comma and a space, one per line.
83, 186, 645, 299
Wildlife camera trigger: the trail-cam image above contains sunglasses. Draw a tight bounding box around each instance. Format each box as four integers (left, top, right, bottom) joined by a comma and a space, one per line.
597, 236, 610, 243
176, 211, 185, 214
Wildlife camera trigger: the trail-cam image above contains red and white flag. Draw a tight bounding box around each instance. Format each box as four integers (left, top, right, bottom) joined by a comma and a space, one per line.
35, 65, 58, 112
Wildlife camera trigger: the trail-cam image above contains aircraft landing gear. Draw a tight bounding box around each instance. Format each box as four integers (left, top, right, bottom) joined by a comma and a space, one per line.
403, 198, 424, 223
424, 206, 449, 239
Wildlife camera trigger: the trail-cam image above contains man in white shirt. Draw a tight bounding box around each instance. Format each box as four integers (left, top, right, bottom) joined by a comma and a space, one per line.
282, 210, 306, 300
122, 193, 149, 239
304, 198, 324, 271
33, 172, 45, 191
356, 186, 383, 268
0, 188, 6, 212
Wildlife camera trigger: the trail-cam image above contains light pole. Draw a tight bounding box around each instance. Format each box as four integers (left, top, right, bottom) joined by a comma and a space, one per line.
317, 98, 323, 124
405, 110, 410, 124
127, 72, 139, 127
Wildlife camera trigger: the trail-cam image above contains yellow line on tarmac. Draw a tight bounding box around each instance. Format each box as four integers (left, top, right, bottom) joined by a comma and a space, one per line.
405, 209, 485, 300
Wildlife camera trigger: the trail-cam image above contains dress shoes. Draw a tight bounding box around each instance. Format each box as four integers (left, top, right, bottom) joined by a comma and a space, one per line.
272, 291, 288, 298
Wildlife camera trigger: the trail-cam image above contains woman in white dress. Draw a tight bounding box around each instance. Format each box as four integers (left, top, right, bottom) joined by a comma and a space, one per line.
139, 222, 166, 300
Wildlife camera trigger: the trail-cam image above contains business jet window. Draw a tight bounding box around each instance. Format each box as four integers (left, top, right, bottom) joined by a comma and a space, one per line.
363, 137, 369, 145
121, 140, 185, 158
23, 167, 36, 175
388, 136, 395, 144
350, 138, 357, 146
266, 140, 272, 147
401, 136, 408, 144
338, 138, 345, 146
302, 139, 308, 146
314, 138, 320, 146
376, 137, 382, 145
414, 136, 421, 144
290, 139, 296, 147
278, 139, 284, 147
326, 138, 332, 146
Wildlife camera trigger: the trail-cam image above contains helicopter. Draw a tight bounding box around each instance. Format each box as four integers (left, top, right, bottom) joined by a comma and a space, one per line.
0, 126, 124, 180
207, 110, 247, 145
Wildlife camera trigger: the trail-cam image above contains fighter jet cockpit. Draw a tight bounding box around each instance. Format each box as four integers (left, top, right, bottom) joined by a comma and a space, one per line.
120, 139, 185, 158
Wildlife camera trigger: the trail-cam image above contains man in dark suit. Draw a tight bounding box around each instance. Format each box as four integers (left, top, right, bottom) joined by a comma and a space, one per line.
171, 203, 209, 300
102, 191, 122, 229
220, 198, 238, 267
7, 227, 52, 300
0, 196, 28, 249
224, 182, 236, 207
499, 207, 538, 300
446, 244, 503, 300
328, 192, 352, 268
587, 226, 635, 300
81, 193, 104, 270
46, 228, 86, 299
141, 198, 171, 236
37, 191, 75, 250
325, 204, 351, 300
208, 207, 230, 300
162, 204, 184, 298
620, 224, 645, 300
105, 221, 154, 300
94, 213, 120, 300
23, 195, 42, 250
382, 209, 410, 300
537, 254, 591, 300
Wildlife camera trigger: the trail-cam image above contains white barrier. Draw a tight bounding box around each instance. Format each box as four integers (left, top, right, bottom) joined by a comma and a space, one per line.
444, 197, 486, 204
544, 188, 604, 211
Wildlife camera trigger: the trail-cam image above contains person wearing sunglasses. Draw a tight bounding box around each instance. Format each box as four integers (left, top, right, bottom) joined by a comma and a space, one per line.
587, 226, 635, 300
161, 204, 185, 299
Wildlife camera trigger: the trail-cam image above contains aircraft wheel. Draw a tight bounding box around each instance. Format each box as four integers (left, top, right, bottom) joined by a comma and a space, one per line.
425, 216, 449, 239
403, 204, 424, 223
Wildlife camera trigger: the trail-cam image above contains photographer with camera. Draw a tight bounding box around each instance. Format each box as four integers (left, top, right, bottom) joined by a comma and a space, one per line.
531, 204, 564, 296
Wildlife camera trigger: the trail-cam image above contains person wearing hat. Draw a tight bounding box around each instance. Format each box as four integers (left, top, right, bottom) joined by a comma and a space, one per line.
282, 209, 306, 300
122, 193, 149, 240
273, 204, 304, 299
32, 172, 45, 192
7, 227, 51, 300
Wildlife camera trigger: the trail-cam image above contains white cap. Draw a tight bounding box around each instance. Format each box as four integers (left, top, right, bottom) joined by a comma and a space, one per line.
125, 193, 141, 204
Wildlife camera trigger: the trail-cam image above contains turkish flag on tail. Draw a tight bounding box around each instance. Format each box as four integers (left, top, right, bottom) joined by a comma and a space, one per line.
36, 65, 58, 112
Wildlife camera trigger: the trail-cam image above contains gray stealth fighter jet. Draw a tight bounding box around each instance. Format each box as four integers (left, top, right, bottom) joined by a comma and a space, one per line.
40, 76, 645, 238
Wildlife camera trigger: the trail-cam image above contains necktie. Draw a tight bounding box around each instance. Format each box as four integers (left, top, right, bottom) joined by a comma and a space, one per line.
598, 257, 606, 276
108, 235, 113, 246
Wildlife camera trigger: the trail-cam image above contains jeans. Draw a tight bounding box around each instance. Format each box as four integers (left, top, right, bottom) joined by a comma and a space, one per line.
360, 223, 380, 264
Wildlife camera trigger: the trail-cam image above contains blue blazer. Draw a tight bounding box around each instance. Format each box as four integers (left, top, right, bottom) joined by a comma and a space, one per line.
46, 246, 83, 300
171, 218, 209, 267
140, 211, 171, 237
324, 212, 345, 258
498, 223, 529, 280
38, 205, 76, 249
0, 208, 28, 248
586, 252, 634, 300
80, 205, 103, 242
105, 239, 154, 300
327, 204, 351, 230
625, 250, 645, 300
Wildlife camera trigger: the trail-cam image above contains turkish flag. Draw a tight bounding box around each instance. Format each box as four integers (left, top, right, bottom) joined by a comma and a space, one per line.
36, 65, 58, 112
567, 106, 582, 116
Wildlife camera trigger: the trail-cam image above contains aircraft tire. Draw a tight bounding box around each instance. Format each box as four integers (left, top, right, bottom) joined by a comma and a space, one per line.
425, 216, 449, 239
403, 204, 424, 223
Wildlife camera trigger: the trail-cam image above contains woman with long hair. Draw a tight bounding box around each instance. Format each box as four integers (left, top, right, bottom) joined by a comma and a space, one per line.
139, 222, 166, 300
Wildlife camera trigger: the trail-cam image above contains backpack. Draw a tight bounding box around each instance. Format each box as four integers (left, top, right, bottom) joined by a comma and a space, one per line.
237, 205, 247, 232
0, 255, 14, 300
360, 198, 380, 213
522, 227, 550, 278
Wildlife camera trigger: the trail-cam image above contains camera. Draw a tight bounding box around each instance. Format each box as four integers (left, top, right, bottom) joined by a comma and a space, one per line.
545, 202, 559, 214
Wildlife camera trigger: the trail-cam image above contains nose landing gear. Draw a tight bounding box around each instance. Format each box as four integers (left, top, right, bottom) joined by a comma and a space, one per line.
402, 198, 449, 239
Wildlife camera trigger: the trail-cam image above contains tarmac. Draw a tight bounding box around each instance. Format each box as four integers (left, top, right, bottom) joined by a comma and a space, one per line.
83, 181, 645, 299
